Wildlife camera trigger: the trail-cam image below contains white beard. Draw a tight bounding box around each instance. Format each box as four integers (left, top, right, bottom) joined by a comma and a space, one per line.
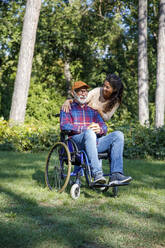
73, 91, 87, 105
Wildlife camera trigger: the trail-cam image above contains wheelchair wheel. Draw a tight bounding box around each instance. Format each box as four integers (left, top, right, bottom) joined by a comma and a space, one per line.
45, 142, 71, 193
70, 184, 80, 200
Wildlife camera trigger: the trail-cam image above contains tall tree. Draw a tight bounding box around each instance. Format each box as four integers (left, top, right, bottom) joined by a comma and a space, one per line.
155, 0, 165, 128
9, 0, 41, 124
138, 0, 149, 126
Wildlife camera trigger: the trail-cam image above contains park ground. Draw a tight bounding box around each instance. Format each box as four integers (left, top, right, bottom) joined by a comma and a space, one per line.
0, 151, 165, 248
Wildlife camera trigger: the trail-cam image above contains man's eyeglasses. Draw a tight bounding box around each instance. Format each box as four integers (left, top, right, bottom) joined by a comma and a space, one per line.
76, 89, 88, 94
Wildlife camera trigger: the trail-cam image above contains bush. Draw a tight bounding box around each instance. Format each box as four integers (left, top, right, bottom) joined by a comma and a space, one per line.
25, 82, 65, 125
113, 123, 165, 160
0, 118, 165, 160
0, 118, 60, 152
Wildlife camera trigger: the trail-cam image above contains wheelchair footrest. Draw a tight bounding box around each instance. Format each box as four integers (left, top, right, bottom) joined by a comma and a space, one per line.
90, 183, 107, 188
90, 182, 130, 188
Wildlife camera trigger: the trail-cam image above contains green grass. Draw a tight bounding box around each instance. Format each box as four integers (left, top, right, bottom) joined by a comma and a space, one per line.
0, 151, 165, 248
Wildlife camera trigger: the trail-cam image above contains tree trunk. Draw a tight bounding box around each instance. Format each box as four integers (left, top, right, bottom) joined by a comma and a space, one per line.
64, 60, 72, 95
9, 0, 41, 124
155, 0, 165, 128
138, 0, 149, 126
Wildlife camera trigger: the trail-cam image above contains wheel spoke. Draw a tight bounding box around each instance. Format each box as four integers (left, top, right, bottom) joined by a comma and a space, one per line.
45, 142, 71, 193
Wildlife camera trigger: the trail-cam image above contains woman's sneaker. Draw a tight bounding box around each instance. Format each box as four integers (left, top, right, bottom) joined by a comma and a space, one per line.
110, 173, 132, 185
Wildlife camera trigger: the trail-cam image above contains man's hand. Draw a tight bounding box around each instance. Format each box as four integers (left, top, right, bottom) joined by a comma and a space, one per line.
88, 122, 101, 134
61, 99, 73, 112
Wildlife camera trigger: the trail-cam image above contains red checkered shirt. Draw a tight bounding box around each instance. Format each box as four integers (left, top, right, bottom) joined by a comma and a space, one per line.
60, 101, 107, 136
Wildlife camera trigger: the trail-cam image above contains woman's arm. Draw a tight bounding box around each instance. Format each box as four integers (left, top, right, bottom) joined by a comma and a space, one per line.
100, 102, 120, 122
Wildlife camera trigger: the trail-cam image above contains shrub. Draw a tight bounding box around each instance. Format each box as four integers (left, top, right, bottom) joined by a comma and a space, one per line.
113, 123, 165, 160
0, 118, 60, 152
0, 118, 165, 160
25, 82, 65, 125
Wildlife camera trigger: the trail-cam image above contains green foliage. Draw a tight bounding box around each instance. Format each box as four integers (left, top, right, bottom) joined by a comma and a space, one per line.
26, 81, 65, 125
0, 117, 165, 160
0, 118, 59, 152
0, 0, 161, 125
0, 0, 25, 119
115, 123, 165, 160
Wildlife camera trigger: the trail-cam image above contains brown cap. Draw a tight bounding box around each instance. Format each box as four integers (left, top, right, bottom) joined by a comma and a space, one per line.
72, 81, 90, 91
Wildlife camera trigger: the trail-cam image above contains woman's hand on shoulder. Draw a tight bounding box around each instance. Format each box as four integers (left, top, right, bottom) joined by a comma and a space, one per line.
61, 99, 72, 112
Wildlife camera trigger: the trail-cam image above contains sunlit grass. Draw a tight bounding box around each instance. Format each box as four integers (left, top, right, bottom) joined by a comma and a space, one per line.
0, 151, 165, 248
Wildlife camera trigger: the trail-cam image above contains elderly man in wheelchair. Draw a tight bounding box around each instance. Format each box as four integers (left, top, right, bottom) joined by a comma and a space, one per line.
45, 81, 132, 199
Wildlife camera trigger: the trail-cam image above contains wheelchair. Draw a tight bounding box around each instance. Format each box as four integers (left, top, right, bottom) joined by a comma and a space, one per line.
45, 131, 130, 199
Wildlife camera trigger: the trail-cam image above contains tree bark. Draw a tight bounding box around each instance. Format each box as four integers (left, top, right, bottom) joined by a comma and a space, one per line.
64, 60, 72, 95
9, 0, 41, 124
138, 0, 149, 126
155, 0, 165, 128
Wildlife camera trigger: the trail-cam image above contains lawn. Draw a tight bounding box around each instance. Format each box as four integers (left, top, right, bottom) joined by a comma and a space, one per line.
0, 151, 165, 248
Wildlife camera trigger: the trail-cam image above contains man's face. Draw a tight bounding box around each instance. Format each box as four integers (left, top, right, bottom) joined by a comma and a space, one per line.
76, 87, 88, 96
74, 86, 88, 104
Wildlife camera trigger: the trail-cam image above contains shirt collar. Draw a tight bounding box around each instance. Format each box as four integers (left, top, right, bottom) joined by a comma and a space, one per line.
73, 100, 88, 108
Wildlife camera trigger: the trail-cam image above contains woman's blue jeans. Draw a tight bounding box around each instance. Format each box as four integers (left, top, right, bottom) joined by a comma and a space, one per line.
71, 129, 124, 176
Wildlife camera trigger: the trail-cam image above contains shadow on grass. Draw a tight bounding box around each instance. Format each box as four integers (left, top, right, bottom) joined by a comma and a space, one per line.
0, 151, 47, 186
125, 159, 165, 190
1, 183, 165, 248
32, 169, 45, 188
0, 184, 115, 248
0, 152, 165, 248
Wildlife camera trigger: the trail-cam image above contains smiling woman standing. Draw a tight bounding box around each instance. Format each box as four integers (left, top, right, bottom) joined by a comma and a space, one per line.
62, 74, 124, 122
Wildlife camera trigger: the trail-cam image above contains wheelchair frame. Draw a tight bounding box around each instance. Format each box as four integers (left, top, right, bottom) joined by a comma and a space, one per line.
45, 131, 129, 199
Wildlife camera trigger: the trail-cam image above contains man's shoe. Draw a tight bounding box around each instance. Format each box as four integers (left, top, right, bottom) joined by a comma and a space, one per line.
93, 175, 106, 184
110, 173, 132, 185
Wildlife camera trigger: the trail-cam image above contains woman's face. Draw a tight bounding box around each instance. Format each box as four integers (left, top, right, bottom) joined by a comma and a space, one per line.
103, 80, 114, 99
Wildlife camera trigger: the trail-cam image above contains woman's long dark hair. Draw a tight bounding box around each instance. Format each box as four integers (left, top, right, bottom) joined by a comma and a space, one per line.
103, 74, 124, 112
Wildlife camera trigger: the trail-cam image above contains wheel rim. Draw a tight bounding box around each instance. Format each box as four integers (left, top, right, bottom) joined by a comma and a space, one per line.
45, 142, 71, 193
70, 184, 80, 199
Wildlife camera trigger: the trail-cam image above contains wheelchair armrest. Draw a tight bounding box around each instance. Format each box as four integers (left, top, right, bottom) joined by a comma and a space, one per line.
61, 130, 72, 135
60, 130, 72, 141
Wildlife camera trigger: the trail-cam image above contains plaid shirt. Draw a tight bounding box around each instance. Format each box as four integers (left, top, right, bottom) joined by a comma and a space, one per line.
60, 101, 107, 136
